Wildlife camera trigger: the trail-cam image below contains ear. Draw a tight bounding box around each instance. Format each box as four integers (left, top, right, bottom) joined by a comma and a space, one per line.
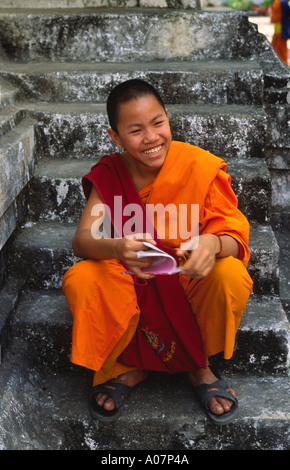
108, 128, 123, 148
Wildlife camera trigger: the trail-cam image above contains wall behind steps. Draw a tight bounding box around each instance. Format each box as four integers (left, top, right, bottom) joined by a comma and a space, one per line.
0, 0, 200, 9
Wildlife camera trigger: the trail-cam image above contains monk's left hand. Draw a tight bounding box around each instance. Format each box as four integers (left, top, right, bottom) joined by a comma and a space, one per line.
176, 234, 220, 279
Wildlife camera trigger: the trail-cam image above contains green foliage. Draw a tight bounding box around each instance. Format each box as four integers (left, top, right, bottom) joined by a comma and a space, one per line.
226, 0, 252, 10
221, 0, 274, 11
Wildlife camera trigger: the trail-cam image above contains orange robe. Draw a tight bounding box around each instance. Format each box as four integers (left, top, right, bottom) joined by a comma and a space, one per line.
62, 142, 253, 385
271, 0, 289, 64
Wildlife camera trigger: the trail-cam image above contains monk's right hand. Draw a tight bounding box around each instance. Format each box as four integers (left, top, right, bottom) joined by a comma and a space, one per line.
114, 234, 157, 279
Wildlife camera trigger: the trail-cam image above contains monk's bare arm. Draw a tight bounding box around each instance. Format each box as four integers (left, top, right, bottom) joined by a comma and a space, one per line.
212, 234, 239, 259
72, 186, 156, 278
72, 186, 117, 260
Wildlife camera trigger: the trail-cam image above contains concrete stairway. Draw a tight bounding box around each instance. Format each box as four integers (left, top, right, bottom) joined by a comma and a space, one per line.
0, 4, 289, 450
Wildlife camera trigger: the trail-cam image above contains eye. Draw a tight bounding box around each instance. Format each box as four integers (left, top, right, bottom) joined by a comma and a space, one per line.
154, 120, 164, 126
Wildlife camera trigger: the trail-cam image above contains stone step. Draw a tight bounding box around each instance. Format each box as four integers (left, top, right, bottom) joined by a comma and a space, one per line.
9, 287, 290, 376
24, 102, 267, 159
0, 277, 24, 362
247, 223, 279, 296
7, 220, 279, 294
28, 156, 271, 225
1, 60, 264, 105
0, 0, 200, 9
0, 117, 35, 250
0, 77, 21, 111
0, 187, 30, 254
0, 9, 260, 63
272, 217, 290, 320
0, 105, 26, 138
0, 333, 289, 450
0, 117, 35, 220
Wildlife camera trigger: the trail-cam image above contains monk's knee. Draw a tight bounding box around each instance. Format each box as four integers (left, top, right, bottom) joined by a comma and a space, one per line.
211, 257, 253, 299
62, 259, 105, 304
62, 258, 136, 308
63, 259, 95, 288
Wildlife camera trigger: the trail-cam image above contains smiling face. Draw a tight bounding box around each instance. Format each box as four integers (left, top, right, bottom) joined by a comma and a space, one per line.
108, 94, 172, 182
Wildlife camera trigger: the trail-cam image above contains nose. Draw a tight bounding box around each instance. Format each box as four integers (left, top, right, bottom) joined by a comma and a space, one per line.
143, 127, 158, 143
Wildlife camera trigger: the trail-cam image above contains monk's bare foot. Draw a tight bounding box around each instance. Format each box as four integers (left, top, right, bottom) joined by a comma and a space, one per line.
95, 370, 148, 411
187, 365, 236, 416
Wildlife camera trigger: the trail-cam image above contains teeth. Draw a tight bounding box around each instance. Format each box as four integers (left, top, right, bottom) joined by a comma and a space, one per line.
144, 145, 162, 155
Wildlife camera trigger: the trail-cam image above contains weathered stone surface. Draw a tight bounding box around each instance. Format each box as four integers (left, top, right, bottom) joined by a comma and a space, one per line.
0, 118, 35, 223
0, 186, 30, 251
270, 169, 290, 212
226, 158, 271, 224
264, 85, 289, 105
28, 160, 88, 224
0, 0, 200, 9
213, 294, 290, 375
8, 221, 279, 295
265, 149, 290, 214
1, 60, 264, 105
272, 219, 290, 320
27, 103, 116, 159
262, 64, 290, 89
10, 288, 290, 375
0, 277, 24, 362
27, 156, 271, 224
248, 223, 280, 295
0, 105, 26, 138
0, 3, 289, 452
140, 0, 200, 7
12, 289, 73, 372
24, 102, 267, 160
0, 77, 21, 111
0, 243, 9, 289
169, 104, 267, 159
0, 10, 264, 62
0, 98, 34, 263
0, 338, 289, 450
266, 148, 290, 171
8, 222, 79, 290
265, 104, 290, 149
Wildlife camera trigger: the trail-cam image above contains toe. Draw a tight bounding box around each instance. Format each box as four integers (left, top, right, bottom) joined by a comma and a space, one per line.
95, 392, 116, 411
208, 388, 236, 415
103, 397, 116, 411
96, 392, 107, 406
226, 387, 236, 399
208, 397, 224, 415
216, 396, 232, 413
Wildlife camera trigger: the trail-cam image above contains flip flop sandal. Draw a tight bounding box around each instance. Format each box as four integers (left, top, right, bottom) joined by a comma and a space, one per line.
194, 379, 239, 425
88, 380, 132, 422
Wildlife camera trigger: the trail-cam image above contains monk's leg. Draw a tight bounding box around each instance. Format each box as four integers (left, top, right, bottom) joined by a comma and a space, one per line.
180, 256, 253, 415
62, 258, 146, 411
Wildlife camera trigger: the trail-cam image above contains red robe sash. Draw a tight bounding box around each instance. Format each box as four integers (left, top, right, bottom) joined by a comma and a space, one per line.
82, 153, 206, 373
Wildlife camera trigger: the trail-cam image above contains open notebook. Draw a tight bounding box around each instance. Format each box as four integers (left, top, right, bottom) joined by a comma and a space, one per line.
122, 238, 198, 275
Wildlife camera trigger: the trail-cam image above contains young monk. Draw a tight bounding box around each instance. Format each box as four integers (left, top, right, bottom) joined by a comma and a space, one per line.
62, 79, 253, 425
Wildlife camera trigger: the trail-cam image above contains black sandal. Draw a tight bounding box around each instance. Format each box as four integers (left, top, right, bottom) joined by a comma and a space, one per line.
88, 380, 132, 422
194, 379, 239, 425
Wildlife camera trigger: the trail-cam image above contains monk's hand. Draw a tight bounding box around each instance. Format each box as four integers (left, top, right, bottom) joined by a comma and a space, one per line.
115, 234, 157, 279
177, 234, 220, 279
